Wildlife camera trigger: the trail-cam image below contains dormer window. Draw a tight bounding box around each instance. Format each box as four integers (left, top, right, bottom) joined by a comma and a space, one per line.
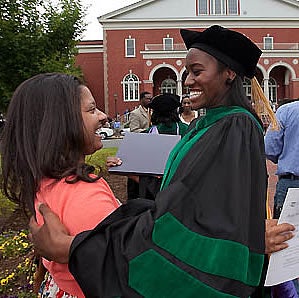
198, 0, 209, 14
197, 0, 239, 15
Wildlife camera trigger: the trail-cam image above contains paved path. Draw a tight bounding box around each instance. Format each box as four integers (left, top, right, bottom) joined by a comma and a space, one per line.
102, 137, 122, 148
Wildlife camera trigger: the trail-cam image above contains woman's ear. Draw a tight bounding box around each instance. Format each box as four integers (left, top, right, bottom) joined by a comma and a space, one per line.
225, 69, 236, 85
226, 69, 236, 81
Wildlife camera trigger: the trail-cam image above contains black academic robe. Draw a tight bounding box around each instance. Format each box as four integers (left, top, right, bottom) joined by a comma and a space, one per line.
139, 121, 188, 200
69, 107, 267, 298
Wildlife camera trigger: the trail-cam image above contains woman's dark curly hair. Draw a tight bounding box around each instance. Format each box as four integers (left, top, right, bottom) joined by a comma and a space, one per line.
0, 73, 101, 216
150, 109, 180, 127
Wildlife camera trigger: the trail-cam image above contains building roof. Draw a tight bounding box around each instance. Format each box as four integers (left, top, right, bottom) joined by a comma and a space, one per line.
98, 0, 299, 22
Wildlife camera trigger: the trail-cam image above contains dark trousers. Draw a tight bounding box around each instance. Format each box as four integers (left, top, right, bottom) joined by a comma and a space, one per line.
273, 177, 299, 219
127, 178, 139, 200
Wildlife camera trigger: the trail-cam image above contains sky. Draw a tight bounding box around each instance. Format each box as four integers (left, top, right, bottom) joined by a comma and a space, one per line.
81, 0, 140, 40
73, 0, 299, 40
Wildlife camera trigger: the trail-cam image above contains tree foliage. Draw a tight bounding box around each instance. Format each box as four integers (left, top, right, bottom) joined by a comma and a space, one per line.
0, 0, 87, 112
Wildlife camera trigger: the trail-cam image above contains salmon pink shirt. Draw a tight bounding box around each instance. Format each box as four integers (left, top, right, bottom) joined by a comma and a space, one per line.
35, 176, 120, 297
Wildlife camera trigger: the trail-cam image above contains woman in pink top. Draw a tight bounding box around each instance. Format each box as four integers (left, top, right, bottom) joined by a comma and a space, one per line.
1, 73, 120, 297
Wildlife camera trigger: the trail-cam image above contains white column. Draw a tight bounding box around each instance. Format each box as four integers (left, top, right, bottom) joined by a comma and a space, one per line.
263, 78, 269, 99
177, 79, 182, 96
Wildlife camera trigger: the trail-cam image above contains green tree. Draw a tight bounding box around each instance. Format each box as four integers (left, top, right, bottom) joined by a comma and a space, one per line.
0, 0, 87, 112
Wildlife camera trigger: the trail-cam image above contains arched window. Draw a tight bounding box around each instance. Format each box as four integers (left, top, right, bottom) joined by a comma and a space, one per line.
243, 77, 252, 99
268, 77, 277, 104
261, 77, 278, 104
122, 73, 140, 101
160, 78, 177, 94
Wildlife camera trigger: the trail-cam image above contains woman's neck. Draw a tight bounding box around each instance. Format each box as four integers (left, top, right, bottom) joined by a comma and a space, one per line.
183, 110, 192, 116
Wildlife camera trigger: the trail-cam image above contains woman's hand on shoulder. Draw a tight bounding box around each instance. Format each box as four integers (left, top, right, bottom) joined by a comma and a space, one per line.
29, 204, 74, 264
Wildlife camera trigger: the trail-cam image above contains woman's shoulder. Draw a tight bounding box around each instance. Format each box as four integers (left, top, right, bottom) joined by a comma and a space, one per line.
40, 175, 111, 193
213, 111, 263, 137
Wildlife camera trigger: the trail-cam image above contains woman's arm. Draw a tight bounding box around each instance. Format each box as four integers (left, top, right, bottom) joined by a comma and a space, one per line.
29, 206, 295, 264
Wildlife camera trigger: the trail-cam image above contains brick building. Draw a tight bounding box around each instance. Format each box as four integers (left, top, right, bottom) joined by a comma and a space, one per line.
75, 0, 299, 119
75, 40, 105, 110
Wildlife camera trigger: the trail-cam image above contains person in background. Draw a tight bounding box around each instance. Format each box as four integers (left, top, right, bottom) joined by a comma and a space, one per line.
28, 25, 287, 297
265, 99, 299, 219
145, 93, 188, 135
127, 91, 152, 200
264, 98, 299, 295
0, 73, 120, 297
138, 93, 188, 200
179, 93, 198, 125
129, 91, 152, 133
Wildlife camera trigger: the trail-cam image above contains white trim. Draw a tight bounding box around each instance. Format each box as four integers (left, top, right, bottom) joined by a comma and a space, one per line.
98, 0, 156, 20
77, 44, 103, 53
141, 51, 186, 59
179, 67, 186, 80
280, 0, 299, 8
148, 63, 179, 81
261, 51, 299, 58
267, 61, 297, 79
98, 0, 299, 21
140, 50, 299, 60
100, 19, 299, 31
256, 63, 268, 79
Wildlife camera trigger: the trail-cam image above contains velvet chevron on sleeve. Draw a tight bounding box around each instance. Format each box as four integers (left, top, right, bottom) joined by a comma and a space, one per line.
69, 106, 267, 298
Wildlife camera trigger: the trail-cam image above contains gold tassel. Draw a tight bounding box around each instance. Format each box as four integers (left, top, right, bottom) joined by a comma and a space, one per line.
251, 77, 279, 130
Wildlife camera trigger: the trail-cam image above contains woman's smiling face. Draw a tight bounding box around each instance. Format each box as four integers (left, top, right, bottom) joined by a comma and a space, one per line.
184, 48, 232, 110
80, 86, 107, 155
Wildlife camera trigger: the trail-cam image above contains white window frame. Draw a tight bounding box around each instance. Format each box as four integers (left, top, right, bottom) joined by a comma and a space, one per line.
125, 38, 136, 57
263, 36, 274, 50
268, 77, 277, 103
210, 0, 225, 14
198, 0, 239, 15
243, 77, 252, 99
227, 0, 238, 14
160, 78, 177, 94
163, 37, 173, 50
198, 0, 209, 14
122, 73, 140, 101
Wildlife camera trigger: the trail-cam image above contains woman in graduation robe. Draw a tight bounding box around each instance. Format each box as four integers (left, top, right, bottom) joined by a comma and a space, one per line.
139, 93, 188, 200
29, 25, 268, 297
